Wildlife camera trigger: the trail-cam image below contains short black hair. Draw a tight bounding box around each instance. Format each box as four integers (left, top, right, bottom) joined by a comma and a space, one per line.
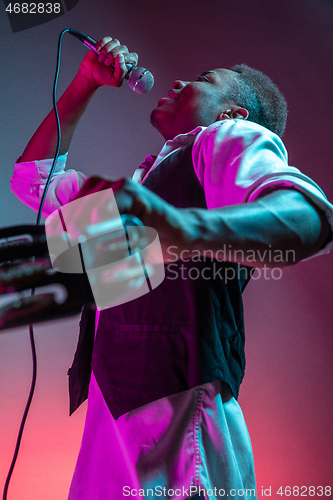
226, 64, 288, 137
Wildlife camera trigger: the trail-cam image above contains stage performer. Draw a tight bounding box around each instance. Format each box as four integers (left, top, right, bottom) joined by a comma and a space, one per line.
10, 37, 333, 500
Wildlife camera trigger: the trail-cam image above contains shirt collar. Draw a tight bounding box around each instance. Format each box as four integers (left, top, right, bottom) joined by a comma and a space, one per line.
168, 126, 205, 146
156, 126, 205, 162
139, 126, 206, 184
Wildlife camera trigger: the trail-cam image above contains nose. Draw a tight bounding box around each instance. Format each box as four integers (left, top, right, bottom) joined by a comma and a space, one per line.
172, 80, 188, 90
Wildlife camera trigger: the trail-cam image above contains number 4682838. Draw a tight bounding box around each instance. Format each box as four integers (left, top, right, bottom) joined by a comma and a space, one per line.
5, 3, 61, 14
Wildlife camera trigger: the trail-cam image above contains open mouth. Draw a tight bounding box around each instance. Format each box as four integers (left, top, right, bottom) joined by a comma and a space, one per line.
157, 90, 178, 107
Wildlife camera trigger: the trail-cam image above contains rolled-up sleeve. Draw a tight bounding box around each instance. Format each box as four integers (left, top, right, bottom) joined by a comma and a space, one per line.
10, 154, 87, 219
192, 119, 333, 257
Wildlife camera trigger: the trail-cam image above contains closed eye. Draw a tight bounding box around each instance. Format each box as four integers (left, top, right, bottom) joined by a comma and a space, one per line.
196, 75, 210, 82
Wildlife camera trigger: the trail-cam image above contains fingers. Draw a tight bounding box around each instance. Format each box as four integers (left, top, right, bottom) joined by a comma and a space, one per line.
74, 177, 139, 221
95, 36, 113, 53
95, 37, 138, 68
79, 36, 139, 88
74, 176, 125, 200
92, 37, 139, 87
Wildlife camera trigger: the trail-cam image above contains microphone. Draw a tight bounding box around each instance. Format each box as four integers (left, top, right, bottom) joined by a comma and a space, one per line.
68, 29, 154, 94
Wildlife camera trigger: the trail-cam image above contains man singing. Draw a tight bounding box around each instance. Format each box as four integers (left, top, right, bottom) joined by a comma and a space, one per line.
11, 37, 333, 499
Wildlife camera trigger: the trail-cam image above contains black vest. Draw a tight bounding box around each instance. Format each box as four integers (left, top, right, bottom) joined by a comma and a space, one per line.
68, 144, 251, 419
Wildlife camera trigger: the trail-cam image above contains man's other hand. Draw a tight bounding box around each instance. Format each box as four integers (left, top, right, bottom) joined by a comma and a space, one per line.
73, 176, 188, 263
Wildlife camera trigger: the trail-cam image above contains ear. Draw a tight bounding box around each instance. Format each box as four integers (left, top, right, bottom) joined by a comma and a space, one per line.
218, 106, 249, 121
233, 107, 249, 120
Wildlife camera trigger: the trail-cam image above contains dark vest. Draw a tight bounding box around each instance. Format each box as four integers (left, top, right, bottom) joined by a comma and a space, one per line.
68, 144, 251, 419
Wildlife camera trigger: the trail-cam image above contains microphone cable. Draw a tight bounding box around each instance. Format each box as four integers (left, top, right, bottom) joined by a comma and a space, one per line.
2, 28, 70, 500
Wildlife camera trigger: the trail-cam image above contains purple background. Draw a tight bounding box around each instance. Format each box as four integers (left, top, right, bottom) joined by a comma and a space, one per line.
0, 0, 332, 498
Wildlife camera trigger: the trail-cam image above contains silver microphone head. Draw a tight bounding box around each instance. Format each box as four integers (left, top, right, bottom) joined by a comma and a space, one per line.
127, 67, 154, 94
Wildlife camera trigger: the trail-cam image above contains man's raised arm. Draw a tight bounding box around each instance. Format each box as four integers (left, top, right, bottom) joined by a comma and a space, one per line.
71, 176, 333, 267
20, 37, 138, 162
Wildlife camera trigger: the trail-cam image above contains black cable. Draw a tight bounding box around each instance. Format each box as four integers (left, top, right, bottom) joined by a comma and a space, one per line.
2, 28, 70, 500
2, 325, 37, 500
37, 28, 70, 225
